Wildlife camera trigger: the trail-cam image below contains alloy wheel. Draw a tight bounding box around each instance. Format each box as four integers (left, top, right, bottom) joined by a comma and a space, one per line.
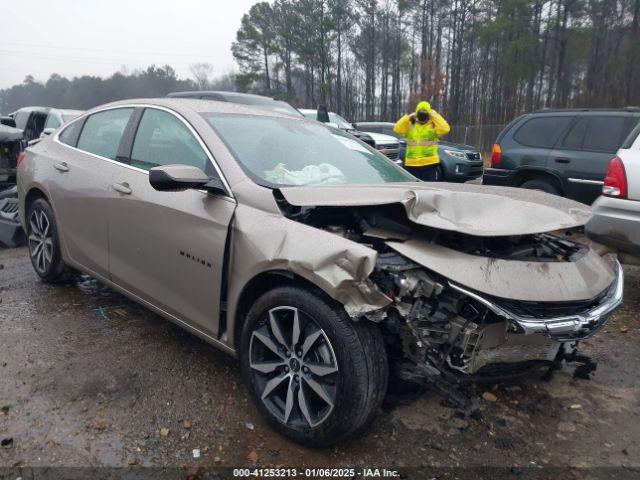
249, 306, 338, 428
28, 209, 53, 273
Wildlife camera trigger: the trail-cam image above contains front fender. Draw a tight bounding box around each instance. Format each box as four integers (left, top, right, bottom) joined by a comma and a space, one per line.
225, 204, 392, 345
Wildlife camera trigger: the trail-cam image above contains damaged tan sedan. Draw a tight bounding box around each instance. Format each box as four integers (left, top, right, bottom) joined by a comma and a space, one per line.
17, 99, 623, 446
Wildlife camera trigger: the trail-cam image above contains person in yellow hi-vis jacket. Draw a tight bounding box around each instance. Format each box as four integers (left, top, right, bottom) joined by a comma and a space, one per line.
394, 101, 450, 181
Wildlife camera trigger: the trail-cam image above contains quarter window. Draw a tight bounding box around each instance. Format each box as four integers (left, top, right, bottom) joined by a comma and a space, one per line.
513, 116, 573, 148
58, 120, 83, 147
130, 108, 208, 171
582, 116, 630, 153
77, 108, 134, 160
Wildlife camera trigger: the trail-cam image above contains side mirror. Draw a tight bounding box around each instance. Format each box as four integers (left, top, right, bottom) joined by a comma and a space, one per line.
40, 128, 56, 138
316, 105, 329, 123
149, 164, 226, 195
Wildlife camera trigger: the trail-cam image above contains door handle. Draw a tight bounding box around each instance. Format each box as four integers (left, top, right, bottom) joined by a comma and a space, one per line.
53, 162, 69, 172
112, 182, 132, 195
555, 157, 571, 164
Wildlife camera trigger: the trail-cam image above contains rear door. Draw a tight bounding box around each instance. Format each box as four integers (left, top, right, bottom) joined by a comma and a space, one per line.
107, 106, 235, 337
49, 107, 134, 278
551, 114, 636, 203
504, 115, 574, 171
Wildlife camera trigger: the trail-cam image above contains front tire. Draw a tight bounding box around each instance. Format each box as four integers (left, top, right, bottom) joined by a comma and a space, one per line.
26, 198, 72, 282
240, 286, 388, 447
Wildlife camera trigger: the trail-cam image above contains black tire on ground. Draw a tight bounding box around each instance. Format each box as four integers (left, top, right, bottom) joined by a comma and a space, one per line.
520, 178, 560, 195
26, 198, 73, 283
240, 285, 388, 447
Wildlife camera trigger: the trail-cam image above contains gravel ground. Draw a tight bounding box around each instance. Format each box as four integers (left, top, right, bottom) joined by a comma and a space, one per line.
0, 246, 639, 477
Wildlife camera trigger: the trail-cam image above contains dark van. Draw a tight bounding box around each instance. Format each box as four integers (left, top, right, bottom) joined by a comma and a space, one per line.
483, 108, 640, 204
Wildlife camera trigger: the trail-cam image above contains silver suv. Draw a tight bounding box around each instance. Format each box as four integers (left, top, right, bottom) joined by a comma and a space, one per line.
18, 98, 623, 446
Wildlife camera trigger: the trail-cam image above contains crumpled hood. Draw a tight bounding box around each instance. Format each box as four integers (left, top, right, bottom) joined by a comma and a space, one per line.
279, 182, 592, 236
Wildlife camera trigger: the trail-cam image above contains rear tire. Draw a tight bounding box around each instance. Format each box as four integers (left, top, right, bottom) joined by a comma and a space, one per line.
521, 178, 560, 195
240, 285, 388, 447
26, 198, 73, 283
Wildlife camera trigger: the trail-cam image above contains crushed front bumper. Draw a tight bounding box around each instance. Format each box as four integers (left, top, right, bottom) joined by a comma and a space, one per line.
449, 260, 624, 342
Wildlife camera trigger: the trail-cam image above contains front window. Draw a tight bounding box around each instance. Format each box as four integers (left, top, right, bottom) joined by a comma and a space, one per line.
131, 108, 208, 171
202, 114, 414, 187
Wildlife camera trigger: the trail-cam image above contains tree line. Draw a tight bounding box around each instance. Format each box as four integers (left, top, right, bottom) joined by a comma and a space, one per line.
232, 0, 640, 124
0, 66, 235, 114
2, 0, 637, 128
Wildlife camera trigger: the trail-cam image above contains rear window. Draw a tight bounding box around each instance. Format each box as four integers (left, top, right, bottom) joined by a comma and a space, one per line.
513, 116, 573, 148
582, 116, 632, 153
77, 108, 133, 160
621, 120, 640, 149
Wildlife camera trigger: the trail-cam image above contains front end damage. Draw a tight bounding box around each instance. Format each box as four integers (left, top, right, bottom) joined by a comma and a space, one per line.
276, 184, 624, 401
371, 248, 622, 388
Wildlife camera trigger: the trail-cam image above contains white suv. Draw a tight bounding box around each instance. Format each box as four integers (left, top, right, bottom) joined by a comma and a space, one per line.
587, 123, 640, 264
299, 109, 400, 161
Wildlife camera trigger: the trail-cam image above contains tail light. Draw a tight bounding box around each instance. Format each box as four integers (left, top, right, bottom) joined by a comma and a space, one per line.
602, 156, 627, 199
491, 144, 502, 166
16, 151, 26, 167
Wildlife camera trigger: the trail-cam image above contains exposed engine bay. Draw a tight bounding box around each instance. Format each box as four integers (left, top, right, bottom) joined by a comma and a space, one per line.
274, 190, 623, 401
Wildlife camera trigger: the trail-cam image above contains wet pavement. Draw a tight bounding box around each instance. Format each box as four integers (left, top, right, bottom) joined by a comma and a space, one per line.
0, 246, 639, 474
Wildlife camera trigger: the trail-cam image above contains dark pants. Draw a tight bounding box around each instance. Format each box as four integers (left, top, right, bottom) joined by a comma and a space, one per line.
406, 164, 440, 182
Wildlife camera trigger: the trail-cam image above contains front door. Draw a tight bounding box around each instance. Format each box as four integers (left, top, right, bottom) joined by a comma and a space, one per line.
107, 107, 235, 337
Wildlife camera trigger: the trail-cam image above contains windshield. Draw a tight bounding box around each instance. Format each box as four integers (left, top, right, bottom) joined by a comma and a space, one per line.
328, 113, 354, 130
202, 114, 414, 187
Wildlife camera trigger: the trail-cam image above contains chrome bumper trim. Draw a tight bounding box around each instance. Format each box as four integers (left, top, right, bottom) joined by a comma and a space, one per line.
568, 178, 604, 185
449, 260, 624, 341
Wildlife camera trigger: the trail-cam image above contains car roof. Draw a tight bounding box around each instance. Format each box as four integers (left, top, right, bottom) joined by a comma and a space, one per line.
87, 97, 301, 119
531, 107, 640, 114
12, 106, 51, 115
168, 90, 282, 102
50, 108, 83, 115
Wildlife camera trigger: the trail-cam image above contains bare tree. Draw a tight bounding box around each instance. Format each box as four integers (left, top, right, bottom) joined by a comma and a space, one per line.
189, 63, 214, 90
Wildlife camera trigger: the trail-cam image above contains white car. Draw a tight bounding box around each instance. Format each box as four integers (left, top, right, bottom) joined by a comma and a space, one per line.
587, 123, 640, 265
300, 109, 401, 161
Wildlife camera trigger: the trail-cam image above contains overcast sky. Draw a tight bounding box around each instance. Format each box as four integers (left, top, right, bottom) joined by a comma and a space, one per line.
0, 0, 259, 89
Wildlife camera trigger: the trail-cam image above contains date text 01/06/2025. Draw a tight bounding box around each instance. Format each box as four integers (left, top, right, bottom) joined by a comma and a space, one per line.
232, 468, 401, 478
